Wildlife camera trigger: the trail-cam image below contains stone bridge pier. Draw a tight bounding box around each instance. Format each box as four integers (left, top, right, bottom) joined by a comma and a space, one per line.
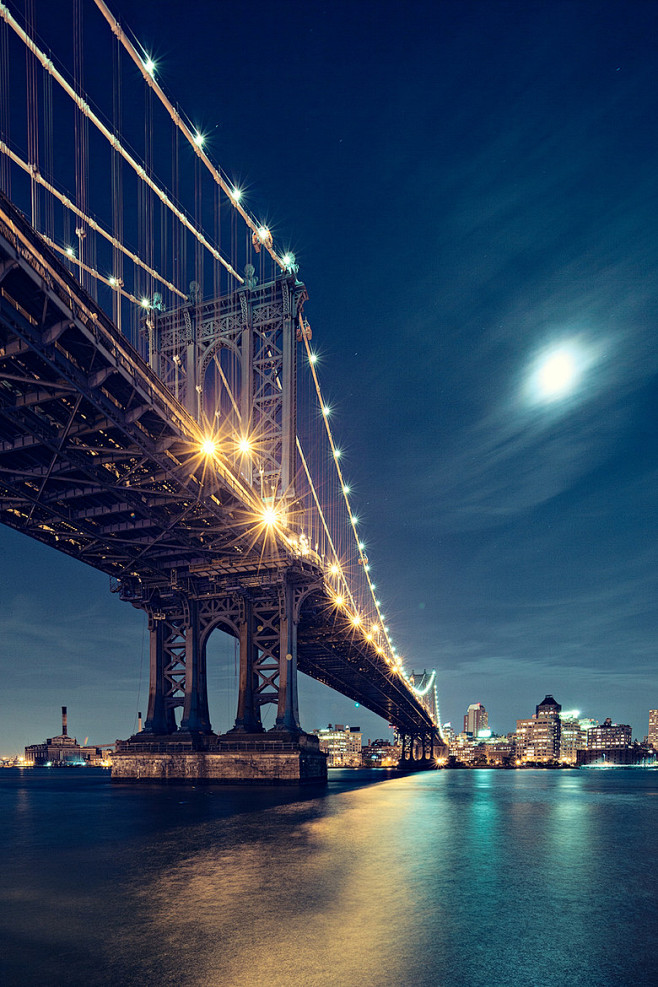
398, 728, 446, 771
112, 570, 327, 783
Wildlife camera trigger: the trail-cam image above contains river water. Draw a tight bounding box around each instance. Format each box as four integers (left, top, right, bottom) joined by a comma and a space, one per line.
1, 766, 656, 986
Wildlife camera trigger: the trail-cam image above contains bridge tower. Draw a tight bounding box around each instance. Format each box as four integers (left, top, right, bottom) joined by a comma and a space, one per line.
113, 268, 327, 782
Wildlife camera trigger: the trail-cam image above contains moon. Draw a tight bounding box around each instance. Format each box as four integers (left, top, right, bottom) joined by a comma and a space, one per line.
536, 347, 580, 400
525, 341, 593, 406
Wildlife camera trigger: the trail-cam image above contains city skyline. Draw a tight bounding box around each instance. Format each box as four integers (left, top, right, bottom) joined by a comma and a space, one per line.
1, 0, 657, 753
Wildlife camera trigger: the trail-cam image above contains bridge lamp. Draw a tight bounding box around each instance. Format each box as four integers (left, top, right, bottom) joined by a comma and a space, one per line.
193, 131, 205, 148
262, 506, 278, 525
143, 56, 156, 75
140, 297, 150, 309
342, 484, 350, 494
329, 563, 341, 577
351, 516, 359, 526
230, 187, 242, 203
358, 541, 365, 550
238, 437, 252, 455
372, 623, 379, 634
322, 405, 331, 417
282, 252, 296, 268
366, 633, 373, 642
334, 448, 342, 459
309, 353, 318, 364
351, 613, 361, 627
201, 437, 217, 457
65, 246, 75, 257
257, 226, 271, 244
364, 564, 370, 572
334, 595, 344, 607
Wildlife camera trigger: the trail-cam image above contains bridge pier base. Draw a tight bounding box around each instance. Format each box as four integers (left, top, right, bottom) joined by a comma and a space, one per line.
112, 731, 327, 784
397, 728, 447, 772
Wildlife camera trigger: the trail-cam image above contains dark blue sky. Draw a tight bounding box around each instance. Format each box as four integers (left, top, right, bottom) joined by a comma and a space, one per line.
1, 0, 657, 753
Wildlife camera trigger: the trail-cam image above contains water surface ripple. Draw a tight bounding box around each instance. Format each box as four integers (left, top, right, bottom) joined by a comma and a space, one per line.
2, 767, 656, 986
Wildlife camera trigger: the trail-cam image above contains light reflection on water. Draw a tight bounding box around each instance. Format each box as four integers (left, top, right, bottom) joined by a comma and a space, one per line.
1, 768, 657, 986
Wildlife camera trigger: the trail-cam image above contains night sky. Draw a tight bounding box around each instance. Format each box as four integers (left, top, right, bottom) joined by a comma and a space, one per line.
1, 0, 657, 754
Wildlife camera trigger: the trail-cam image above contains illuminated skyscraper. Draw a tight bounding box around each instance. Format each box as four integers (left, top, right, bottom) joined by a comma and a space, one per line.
463, 702, 488, 736
648, 710, 658, 748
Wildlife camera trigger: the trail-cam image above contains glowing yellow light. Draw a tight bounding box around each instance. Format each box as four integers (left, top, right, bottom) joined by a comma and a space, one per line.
372, 623, 379, 633
366, 633, 373, 641
238, 437, 252, 454
351, 613, 361, 626
334, 595, 344, 607
329, 563, 341, 576
201, 438, 217, 456
376, 645, 384, 654
262, 507, 278, 525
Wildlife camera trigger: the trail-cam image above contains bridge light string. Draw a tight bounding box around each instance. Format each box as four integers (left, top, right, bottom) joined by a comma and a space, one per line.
0, 2, 244, 285
0, 140, 188, 302
298, 314, 404, 674
92, 0, 288, 273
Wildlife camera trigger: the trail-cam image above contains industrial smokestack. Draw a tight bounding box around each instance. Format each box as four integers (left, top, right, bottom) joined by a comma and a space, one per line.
61, 706, 68, 737
138, 711, 143, 733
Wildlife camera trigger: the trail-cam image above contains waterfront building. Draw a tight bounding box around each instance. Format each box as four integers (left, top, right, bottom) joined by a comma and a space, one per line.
559, 712, 598, 764
648, 710, 658, 749
515, 695, 562, 762
361, 739, 400, 767
314, 725, 363, 767
586, 717, 632, 751
463, 702, 488, 737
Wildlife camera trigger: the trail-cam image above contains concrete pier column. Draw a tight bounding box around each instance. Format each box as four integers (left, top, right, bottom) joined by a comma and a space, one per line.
143, 617, 176, 734
181, 599, 212, 733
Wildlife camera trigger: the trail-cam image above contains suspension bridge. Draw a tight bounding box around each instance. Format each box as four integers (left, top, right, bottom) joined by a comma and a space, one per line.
0, 0, 445, 780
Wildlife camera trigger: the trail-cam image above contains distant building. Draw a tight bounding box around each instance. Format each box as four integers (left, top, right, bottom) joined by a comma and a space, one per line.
463, 702, 488, 737
441, 723, 456, 744
314, 725, 362, 767
648, 710, 658, 749
586, 717, 632, 752
24, 706, 98, 766
361, 739, 400, 767
559, 712, 598, 764
516, 695, 562, 762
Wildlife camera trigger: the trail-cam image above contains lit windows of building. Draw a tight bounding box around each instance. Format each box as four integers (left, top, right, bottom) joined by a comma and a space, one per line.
463, 702, 488, 737
586, 718, 632, 751
648, 710, 658, 749
314, 724, 363, 767
515, 696, 562, 763
559, 711, 598, 764
361, 739, 400, 767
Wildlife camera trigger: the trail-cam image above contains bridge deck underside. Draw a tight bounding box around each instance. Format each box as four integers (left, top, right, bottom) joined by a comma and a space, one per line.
0, 193, 438, 736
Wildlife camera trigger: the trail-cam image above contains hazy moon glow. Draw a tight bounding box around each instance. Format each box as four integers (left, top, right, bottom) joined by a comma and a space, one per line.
527, 342, 591, 405
537, 348, 579, 399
